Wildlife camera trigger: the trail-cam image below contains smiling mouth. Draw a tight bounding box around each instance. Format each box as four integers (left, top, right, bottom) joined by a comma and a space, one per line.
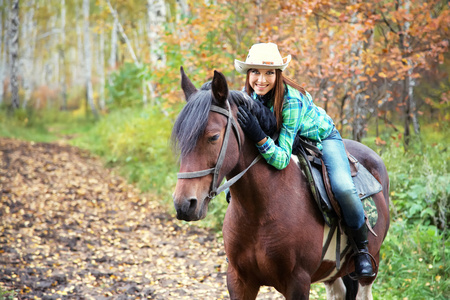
255, 84, 268, 89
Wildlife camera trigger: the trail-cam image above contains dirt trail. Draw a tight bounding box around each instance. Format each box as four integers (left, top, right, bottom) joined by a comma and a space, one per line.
0, 138, 282, 299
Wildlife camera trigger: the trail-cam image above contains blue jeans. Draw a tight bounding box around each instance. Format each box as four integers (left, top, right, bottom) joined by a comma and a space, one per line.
321, 128, 365, 229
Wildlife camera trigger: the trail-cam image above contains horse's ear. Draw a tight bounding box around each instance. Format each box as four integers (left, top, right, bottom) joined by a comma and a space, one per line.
211, 70, 229, 104
180, 66, 197, 101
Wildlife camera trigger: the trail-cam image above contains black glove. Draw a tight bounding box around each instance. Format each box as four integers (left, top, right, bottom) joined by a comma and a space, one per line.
237, 106, 267, 143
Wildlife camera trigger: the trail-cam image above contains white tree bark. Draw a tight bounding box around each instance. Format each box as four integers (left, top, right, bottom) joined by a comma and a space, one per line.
60, 0, 68, 110
402, 0, 420, 138
107, 17, 117, 104
0, 0, 7, 106
105, 0, 138, 64
41, 15, 58, 109
98, 30, 105, 111
83, 0, 98, 118
134, 19, 144, 59
51, 15, 59, 92
106, 0, 154, 105
20, 0, 36, 109
108, 17, 117, 70
177, 0, 189, 20
350, 1, 366, 141
9, 0, 19, 109
147, 0, 166, 68
73, 5, 83, 86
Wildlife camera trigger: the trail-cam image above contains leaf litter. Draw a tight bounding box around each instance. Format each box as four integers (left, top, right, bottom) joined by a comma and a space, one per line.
0, 138, 282, 299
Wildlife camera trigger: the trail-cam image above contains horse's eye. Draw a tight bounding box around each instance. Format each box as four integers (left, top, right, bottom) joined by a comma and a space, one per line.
208, 134, 220, 143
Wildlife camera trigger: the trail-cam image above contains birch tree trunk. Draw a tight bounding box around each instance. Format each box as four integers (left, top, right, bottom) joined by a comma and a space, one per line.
106, 0, 154, 106
146, 0, 165, 103
401, 0, 420, 146
83, 0, 98, 118
350, 3, 365, 142
0, 0, 7, 106
108, 17, 117, 70
73, 5, 83, 87
9, 0, 19, 110
42, 15, 58, 109
147, 0, 166, 68
98, 30, 105, 111
60, 0, 68, 110
107, 17, 117, 104
349, 1, 374, 142
21, 0, 35, 109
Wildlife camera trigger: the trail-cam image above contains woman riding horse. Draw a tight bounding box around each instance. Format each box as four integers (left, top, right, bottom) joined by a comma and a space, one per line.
234, 42, 374, 280
173, 66, 389, 299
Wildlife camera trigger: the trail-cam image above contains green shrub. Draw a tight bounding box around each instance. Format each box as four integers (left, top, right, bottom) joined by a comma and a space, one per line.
372, 132, 449, 299
380, 140, 449, 230
374, 221, 449, 299
107, 63, 153, 109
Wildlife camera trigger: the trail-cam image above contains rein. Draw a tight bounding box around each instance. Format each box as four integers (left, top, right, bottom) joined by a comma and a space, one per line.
177, 100, 261, 199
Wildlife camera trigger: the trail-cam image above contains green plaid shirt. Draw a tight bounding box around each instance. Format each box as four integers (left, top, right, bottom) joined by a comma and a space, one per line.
254, 84, 334, 170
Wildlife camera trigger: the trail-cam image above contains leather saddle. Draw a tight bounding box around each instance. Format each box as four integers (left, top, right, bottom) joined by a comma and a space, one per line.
294, 138, 382, 227
294, 139, 383, 270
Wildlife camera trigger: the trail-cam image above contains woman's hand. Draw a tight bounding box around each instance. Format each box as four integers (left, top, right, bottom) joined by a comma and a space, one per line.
237, 106, 267, 145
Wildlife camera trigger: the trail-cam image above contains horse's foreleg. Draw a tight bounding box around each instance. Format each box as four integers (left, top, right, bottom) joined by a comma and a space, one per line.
284, 273, 312, 300
356, 282, 373, 300
226, 268, 259, 300
285, 286, 310, 300
324, 278, 346, 300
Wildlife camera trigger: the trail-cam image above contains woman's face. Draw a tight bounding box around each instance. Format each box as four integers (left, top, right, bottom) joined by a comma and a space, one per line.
248, 69, 276, 96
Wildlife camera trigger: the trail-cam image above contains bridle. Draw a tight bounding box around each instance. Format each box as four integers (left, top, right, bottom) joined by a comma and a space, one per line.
177, 100, 261, 199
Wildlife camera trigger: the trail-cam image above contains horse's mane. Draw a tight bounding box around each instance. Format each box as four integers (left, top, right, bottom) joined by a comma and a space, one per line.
172, 81, 285, 156
171, 85, 212, 156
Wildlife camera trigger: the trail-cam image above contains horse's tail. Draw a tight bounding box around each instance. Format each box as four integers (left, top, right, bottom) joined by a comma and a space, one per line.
343, 275, 358, 300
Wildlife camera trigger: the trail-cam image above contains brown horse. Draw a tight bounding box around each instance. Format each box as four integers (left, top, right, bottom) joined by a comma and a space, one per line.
172, 68, 390, 300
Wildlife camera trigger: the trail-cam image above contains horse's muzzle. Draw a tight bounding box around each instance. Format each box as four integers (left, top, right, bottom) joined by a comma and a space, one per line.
174, 196, 200, 221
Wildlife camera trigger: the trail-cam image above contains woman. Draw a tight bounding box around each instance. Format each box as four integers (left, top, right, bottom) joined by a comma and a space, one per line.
235, 42, 374, 280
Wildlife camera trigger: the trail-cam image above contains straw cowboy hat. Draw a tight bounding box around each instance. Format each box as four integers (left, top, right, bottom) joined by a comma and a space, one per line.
234, 43, 291, 74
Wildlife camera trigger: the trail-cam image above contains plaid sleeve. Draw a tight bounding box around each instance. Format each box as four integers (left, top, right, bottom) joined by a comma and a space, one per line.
256, 95, 301, 170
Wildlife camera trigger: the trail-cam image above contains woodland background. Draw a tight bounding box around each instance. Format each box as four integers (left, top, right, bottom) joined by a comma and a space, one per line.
0, 0, 449, 299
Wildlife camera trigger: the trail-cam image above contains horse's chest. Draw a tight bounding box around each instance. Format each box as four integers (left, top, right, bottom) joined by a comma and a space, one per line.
232, 234, 295, 280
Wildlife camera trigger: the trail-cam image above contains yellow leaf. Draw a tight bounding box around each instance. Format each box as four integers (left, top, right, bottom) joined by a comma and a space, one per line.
378, 72, 387, 78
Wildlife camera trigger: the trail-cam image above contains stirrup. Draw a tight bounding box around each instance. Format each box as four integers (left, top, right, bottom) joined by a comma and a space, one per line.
347, 251, 377, 280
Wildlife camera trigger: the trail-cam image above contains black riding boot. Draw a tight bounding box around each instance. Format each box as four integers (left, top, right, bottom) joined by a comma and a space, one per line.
347, 223, 376, 280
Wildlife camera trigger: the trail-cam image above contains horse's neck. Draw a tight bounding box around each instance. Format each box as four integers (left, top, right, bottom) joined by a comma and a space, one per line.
228, 148, 297, 222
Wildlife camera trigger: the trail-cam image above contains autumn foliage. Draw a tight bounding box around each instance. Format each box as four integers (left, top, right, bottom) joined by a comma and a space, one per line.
151, 0, 449, 143
0, 0, 449, 143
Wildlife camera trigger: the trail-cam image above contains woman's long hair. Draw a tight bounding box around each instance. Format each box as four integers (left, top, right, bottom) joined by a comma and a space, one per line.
245, 70, 305, 130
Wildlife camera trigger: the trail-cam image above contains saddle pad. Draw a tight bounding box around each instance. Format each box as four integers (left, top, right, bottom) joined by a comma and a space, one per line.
308, 158, 382, 203
353, 163, 383, 200
294, 155, 382, 227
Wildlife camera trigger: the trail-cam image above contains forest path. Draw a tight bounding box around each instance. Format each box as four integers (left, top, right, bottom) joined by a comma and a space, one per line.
0, 138, 282, 299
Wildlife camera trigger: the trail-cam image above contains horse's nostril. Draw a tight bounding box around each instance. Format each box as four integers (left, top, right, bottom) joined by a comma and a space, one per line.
188, 198, 197, 211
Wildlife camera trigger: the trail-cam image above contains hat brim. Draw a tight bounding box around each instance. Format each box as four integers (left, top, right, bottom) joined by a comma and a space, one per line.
234, 55, 291, 74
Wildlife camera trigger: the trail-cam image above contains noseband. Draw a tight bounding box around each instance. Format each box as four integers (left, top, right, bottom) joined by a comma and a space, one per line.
177, 100, 261, 199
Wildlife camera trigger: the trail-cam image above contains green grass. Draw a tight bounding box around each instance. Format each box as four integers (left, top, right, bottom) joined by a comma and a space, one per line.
1, 107, 448, 299
374, 221, 449, 300
0, 108, 96, 143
